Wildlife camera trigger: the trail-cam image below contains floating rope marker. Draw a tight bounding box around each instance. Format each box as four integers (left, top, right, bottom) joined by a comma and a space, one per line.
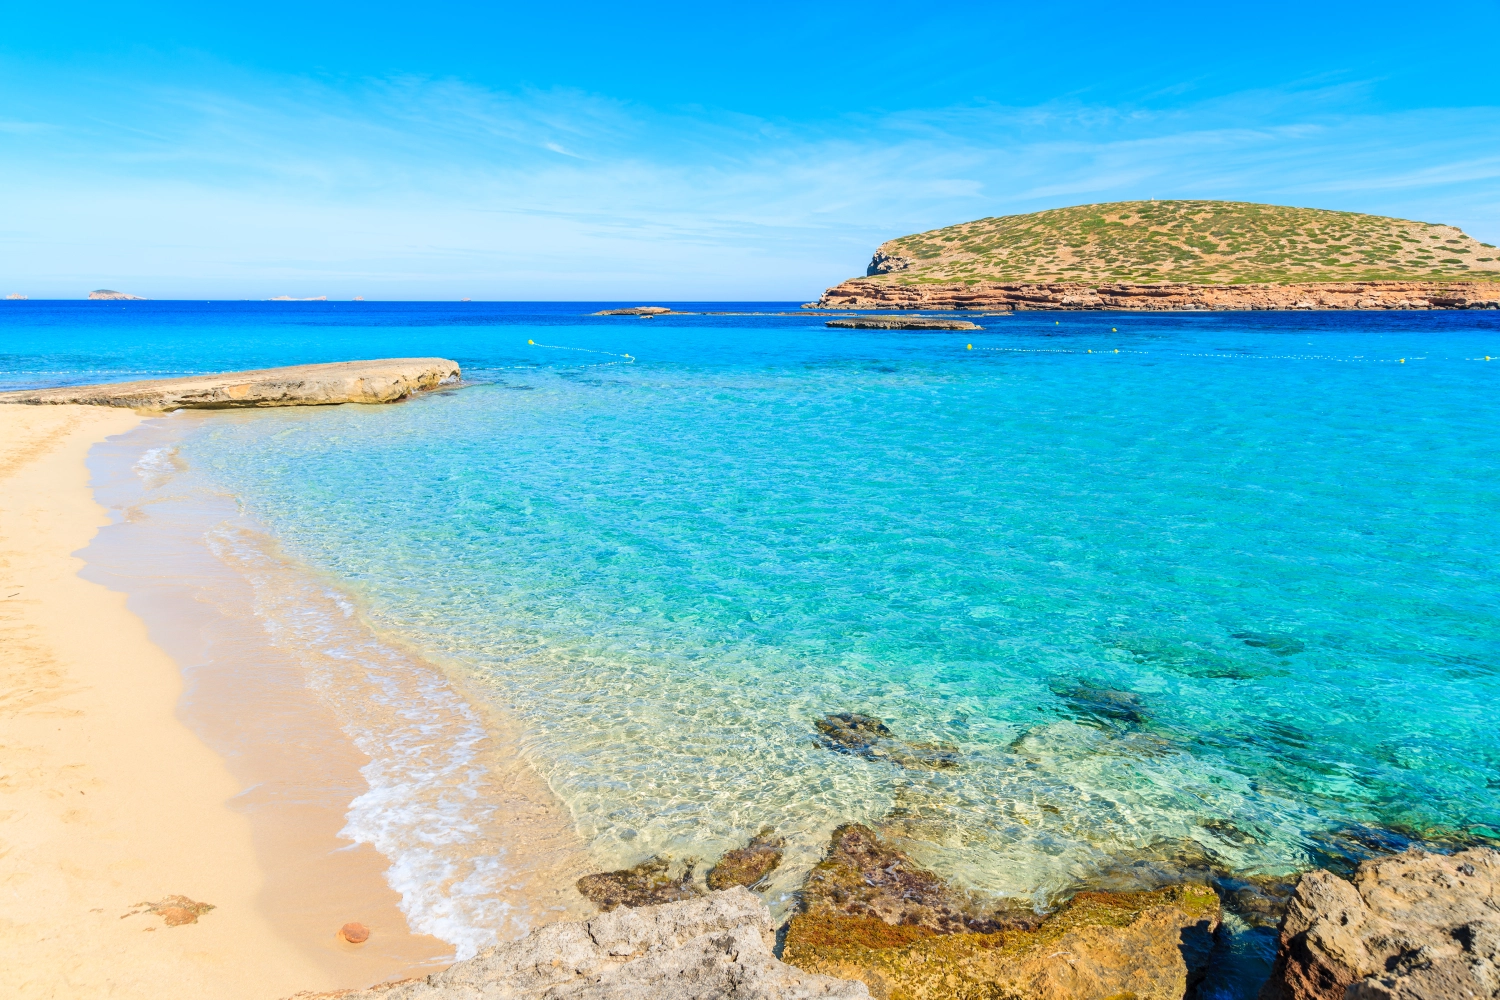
1401, 359, 1406, 363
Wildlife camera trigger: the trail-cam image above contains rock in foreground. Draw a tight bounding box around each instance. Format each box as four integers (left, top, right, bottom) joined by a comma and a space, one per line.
782, 824, 1220, 1000
0, 358, 460, 411
300, 888, 866, 1000
1260, 847, 1498, 1000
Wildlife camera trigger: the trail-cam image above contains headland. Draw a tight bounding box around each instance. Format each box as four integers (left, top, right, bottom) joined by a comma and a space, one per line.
817, 201, 1500, 310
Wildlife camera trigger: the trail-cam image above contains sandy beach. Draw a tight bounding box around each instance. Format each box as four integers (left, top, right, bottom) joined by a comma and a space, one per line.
0, 404, 339, 999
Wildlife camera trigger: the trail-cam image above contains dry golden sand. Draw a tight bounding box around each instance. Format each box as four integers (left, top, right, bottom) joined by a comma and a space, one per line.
0, 405, 337, 999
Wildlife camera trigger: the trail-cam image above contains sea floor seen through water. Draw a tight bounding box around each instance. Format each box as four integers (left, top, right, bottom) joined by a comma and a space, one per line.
5, 300, 1497, 995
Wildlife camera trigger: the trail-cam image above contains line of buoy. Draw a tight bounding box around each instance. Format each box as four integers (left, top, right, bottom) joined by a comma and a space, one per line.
526, 338, 635, 364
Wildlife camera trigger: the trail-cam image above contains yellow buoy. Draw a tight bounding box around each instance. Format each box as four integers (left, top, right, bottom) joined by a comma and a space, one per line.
1112, 328, 1117, 332
1400, 358, 1406, 363
528, 339, 535, 345
967, 344, 973, 350
1114, 349, 1119, 353
1088, 349, 1093, 353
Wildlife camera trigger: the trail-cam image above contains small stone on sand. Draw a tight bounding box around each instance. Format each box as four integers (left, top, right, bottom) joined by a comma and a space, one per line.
340, 922, 370, 944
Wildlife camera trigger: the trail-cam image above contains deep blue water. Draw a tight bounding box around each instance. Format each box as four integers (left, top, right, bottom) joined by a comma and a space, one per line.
7, 300, 1498, 982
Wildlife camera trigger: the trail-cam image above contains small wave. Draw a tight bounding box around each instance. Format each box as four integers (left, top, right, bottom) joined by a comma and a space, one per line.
205, 524, 527, 960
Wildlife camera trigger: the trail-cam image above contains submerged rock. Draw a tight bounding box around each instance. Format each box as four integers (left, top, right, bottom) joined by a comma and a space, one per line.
782, 824, 1221, 1000
1259, 847, 1499, 1000
303, 888, 866, 1000
1052, 680, 1150, 726
707, 827, 785, 891
814, 713, 960, 770
576, 856, 704, 912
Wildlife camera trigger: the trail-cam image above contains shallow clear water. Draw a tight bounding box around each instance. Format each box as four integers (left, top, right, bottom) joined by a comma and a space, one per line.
7, 301, 1499, 983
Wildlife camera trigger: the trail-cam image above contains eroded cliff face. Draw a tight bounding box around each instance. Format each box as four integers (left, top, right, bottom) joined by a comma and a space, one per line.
816, 279, 1500, 311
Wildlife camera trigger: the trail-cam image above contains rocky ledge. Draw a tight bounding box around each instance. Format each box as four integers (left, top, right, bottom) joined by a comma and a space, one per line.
825, 317, 982, 331
816, 280, 1500, 311
0, 358, 460, 411
294, 887, 866, 1000
783, 824, 1221, 1000
1260, 846, 1498, 1000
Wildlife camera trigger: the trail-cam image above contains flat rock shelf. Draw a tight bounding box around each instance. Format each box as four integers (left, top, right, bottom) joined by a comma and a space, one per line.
0, 358, 461, 410
825, 317, 982, 330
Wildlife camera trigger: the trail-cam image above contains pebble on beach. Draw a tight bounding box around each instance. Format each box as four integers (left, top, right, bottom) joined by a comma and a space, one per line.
340, 922, 370, 944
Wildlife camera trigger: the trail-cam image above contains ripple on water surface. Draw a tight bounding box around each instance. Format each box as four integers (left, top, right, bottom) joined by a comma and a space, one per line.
72, 308, 1498, 985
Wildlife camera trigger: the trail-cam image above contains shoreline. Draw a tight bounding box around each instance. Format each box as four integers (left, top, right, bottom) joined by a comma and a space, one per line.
0, 404, 591, 999
0, 405, 332, 998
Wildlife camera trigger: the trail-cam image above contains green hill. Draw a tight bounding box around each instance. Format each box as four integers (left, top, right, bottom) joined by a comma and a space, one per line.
864, 201, 1500, 285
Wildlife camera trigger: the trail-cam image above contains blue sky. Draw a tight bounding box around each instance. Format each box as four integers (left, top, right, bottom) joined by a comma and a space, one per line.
3, 1, 1499, 300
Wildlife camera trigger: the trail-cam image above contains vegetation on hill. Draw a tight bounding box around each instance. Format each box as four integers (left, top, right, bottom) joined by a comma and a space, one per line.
865, 201, 1500, 285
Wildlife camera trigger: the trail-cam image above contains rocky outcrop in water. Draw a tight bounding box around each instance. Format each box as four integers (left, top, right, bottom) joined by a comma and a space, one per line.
781, 824, 1221, 1000
707, 828, 785, 891
815, 713, 960, 770
298, 888, 866, 1000
1259, 847, 1499, 1000
815, 280, 1500, 311
0, 359, 460, 410
576, 857, 704, 912
825, 318, 981, 331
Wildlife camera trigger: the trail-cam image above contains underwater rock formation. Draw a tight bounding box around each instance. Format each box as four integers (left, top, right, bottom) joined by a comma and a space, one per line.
575, 857, 704, 912
706, 828, 785, 891
814, 713, 960, 770
1259, 847, 1499, 1000
781, 824, 1222, 1000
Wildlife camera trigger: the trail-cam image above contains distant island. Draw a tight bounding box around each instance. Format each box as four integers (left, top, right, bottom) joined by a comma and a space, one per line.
88, 289, 145, 300
818, 201, 1500, 310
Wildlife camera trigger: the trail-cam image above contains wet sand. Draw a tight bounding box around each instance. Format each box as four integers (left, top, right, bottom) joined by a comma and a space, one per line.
0, 404, 590, 999
0, 404, 330, 998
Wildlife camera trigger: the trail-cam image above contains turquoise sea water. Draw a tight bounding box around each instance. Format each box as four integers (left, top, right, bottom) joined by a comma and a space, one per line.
6, 301, 1499, 982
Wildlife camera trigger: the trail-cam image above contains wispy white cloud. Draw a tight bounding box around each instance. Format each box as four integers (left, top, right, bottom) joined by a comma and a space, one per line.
1, 65, 1497, 298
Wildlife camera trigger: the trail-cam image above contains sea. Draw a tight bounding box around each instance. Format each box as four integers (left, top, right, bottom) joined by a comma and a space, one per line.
5, 300, 1498, 994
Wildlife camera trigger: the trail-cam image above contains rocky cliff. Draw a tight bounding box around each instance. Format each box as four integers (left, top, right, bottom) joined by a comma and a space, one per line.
816, 279, 1500, 311
0, 359, 460, 410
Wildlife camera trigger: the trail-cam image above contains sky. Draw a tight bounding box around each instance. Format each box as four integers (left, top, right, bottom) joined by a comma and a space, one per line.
3, 1, 1499, 300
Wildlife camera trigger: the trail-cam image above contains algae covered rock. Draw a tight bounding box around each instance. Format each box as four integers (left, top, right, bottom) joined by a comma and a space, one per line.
707, 827, 785, 891
815, 713, 960, 770
1259, 847, 1499, 1000
782, 824, 1221, 1000
576, 856, 704, 912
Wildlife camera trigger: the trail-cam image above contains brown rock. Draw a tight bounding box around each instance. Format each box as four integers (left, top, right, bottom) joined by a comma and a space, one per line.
576, 856, 704, 911
782, 824, 1221, 1000
1259, 847, 1499, 1000
706, 827, 785, 891
817, 279, 1500, 312
825, 317, 981, 331
340, 922, 370, 944
815, 713, 960, 771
